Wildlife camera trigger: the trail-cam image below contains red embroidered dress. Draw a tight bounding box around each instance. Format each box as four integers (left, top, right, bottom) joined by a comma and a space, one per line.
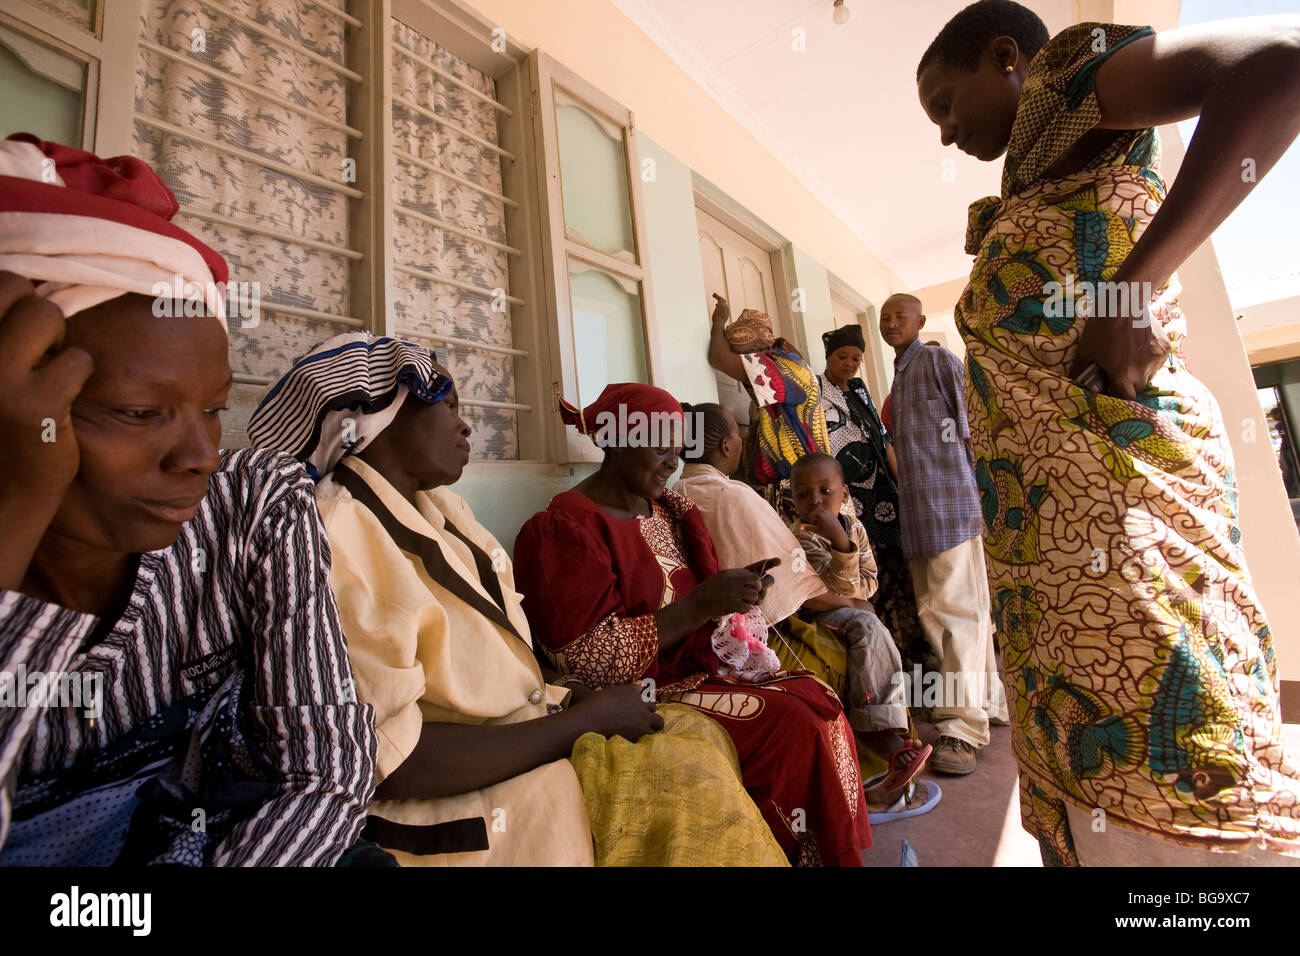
515, 487, 871, 866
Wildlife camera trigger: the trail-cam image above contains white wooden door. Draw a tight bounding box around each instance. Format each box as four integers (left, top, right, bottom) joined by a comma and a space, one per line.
697, 207, 780, 425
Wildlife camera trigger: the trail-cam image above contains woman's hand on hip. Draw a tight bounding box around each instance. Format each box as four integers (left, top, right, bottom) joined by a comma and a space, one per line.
1067, 282, 1171, 401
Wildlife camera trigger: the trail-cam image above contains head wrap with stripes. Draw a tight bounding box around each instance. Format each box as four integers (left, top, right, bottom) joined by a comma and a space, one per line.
248, 331, 452, 480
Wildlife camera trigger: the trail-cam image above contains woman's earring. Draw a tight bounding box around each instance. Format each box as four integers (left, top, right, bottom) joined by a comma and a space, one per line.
1004, 64, 1015, 74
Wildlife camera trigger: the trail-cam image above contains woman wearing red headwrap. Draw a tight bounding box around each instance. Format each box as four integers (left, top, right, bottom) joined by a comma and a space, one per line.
514, 383, 871, 866
0, 135, 376, 867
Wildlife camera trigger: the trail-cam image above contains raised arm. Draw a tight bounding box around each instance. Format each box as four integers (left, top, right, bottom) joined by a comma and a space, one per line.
0, 274, 96, 854
707, 293, 746, 383
0, 274, 92, 591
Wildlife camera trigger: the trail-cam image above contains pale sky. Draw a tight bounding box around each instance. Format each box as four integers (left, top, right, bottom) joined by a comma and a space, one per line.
1177, 0, 1300, 308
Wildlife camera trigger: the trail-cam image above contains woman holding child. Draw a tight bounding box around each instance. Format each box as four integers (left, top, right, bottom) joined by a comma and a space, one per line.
514, 384, 871, 866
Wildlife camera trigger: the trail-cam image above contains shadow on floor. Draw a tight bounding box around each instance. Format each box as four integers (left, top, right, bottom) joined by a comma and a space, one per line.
865, 721, 1300, 867
863, 720, 1042, 867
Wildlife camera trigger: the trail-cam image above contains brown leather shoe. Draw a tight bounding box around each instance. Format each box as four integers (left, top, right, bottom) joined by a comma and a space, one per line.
930, 735, 978, 775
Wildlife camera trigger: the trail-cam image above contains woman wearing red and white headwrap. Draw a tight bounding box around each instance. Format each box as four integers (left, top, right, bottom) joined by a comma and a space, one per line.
0, 134, 377, 867
0, 132, 227, 324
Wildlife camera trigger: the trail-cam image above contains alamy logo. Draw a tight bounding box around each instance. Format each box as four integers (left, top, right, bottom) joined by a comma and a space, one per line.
890, 665, 1006, 711
151, 275, 262, 328
0, 664, 101, 719
50, 886, 151, 936
591, 405, 704, 458
1042, 274, 1155, 326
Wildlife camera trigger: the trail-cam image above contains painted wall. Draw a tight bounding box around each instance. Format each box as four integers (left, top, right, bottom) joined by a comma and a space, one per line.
457, 463, 595, 554
786, 245, 834, 373
1240, 296, 1300, 365
1245, 322, 1300, 366
458, 0, 904, 311
639, 134, 718, 405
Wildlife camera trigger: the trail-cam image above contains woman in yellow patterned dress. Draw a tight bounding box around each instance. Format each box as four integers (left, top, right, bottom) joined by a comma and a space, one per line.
916, 1, 1300, 864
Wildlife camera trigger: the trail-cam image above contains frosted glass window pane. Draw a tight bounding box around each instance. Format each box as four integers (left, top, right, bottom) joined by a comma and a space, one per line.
0, 28, 84, 147
555, 88, 635, 262
569, 262, 647, 405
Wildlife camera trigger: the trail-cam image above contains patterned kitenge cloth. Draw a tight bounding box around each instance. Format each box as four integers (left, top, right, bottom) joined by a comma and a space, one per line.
740, 349, 831, 486
958, 22, 1300, 863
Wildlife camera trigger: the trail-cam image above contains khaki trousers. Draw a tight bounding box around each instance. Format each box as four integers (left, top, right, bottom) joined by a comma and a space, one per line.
909, 535, 1008, 748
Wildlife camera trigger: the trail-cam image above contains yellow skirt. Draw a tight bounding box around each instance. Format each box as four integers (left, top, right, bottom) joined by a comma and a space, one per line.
569, 703, 788, 866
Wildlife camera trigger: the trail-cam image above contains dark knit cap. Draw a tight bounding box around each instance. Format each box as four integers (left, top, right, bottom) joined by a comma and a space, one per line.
822, 323, 865, 356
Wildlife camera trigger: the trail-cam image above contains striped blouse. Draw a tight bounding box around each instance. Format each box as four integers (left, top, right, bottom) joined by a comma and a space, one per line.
0, 449, 376, 866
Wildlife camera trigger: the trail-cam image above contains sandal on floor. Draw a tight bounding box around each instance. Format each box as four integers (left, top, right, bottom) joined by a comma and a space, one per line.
861, 770, 889, 791
869, 779, 943, 824
869, 741, 932, 796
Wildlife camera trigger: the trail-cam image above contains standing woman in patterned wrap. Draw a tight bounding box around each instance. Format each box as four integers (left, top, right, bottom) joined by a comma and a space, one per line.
707, 294, 831, 522
917, 1, 1300, 864
818, 324, 930, 672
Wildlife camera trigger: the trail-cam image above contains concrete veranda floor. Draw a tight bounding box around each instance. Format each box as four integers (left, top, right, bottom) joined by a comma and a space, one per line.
862, 719, 1300, 867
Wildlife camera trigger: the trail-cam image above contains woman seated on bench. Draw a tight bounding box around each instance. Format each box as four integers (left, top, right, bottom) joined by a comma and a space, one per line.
250, 333, 785, 866
513, 383, 872, 866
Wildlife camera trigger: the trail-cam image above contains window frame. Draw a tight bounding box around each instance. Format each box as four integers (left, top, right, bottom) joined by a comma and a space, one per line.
527, 48, 661, 464
0, 0, 142, 154
3, 0, 660, 470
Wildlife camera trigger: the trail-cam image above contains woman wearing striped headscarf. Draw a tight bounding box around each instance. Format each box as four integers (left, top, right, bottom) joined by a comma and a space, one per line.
250, 334, 787, 866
